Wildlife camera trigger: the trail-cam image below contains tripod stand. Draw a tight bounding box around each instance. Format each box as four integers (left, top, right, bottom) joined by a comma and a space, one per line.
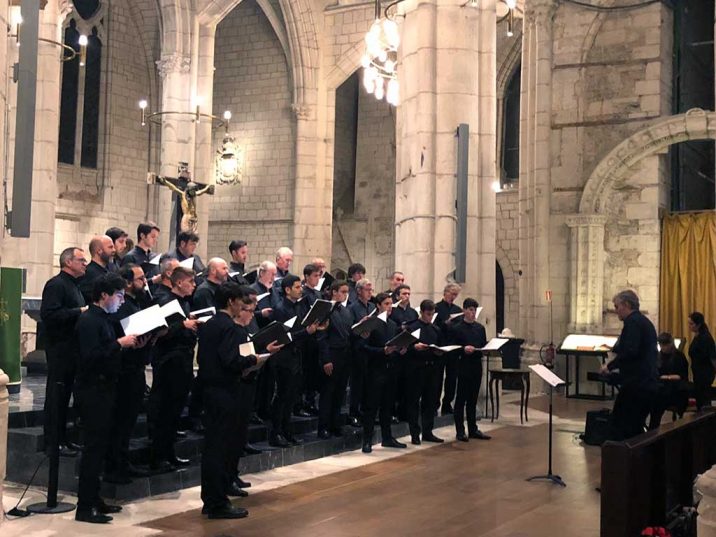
527, 383, 566, 487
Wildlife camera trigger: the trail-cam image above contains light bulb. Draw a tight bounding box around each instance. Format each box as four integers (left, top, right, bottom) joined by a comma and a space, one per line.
223, 110, 232, 121
364, 76, 375, 94
378, 49, 388, 63
492, 180, 501, 192
375, 85, 385, 100
78, 34, 88, 47
505, 0, 516, 8
387, 79, 400, 106
139, 99, 148, 110
361, 54, 371, 68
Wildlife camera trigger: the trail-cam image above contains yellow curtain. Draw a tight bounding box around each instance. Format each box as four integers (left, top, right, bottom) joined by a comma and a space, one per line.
659, 211, 716, 364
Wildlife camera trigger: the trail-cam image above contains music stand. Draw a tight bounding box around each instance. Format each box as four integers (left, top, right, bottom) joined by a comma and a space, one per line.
526, 364, 566, 487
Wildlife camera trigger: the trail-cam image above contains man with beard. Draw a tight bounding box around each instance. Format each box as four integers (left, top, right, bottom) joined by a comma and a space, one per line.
105, 227, 128, 272
193, 258, 230, 310
79, 235, 116, 304
104, 265, 154, 484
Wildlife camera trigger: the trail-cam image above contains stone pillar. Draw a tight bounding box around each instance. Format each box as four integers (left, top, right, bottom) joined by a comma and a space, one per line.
517, 0, 558, 343
155, 52, 194, 252
0, 369, 8, 519
193, 24, 216, 262
395, 0, 497, 322
566, 214, 607, 333
0, 1, 67, 294
696, 466, 716, 537
292, 97, 328, 271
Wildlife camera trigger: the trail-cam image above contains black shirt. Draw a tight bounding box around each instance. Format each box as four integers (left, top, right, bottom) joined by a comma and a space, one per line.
40, 271, 85, 347
349, 299, 376, 324
121, 245, 158, 278
197, 311, 257, 390
608, 310, 659, 390
390, 303, 419, 329
250, 281, 274, 328
74, 304, 122, 386
408, 318, 443, 361
435, 299, 462, 334
318, 304, 354, 364
361, 318, 401, 365
658, 350, 689, 382
448, 319, 487, 359
193, 279, 220, 310
690, 331, 716, 381
167, 247, 206, 275
153, 291, 196, 365
229, 262, 249, 285
79, 260, 109, 304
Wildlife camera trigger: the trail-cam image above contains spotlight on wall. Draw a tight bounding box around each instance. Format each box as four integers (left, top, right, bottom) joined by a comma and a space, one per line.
78, 34, 88, 66
492, 180, 502, 193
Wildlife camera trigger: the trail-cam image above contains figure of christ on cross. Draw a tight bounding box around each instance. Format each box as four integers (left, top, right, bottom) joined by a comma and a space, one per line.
148, 164, 215, 233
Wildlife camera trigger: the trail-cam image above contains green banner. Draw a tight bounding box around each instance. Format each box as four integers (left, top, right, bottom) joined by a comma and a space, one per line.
0, 267, 22, 392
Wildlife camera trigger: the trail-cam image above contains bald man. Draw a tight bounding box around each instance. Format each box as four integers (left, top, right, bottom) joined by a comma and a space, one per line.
193, 258, 230, 310
79, 235, 116, 304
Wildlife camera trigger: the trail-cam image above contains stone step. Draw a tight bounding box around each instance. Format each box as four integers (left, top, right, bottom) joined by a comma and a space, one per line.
6, 414, 455, 501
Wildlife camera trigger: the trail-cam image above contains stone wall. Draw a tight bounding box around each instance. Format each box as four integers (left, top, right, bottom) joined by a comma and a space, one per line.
208, 0, 295, 266
496, 188, 519, 331
54, 0, 159, 263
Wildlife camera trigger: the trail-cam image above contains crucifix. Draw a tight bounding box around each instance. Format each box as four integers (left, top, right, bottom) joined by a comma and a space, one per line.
147, 162, 214, 235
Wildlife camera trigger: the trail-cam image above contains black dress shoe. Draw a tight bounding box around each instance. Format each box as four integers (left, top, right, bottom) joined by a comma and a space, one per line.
235, 476, 252, 488
66, 441, 84, 451
441, 404, 454, 416
227, 483, 249, 497
243, 443, 262, 455
381, 437, 407, 449
317, 429, 331, 439
285, 435, 304, 446
175, 430, 188, 438
170, 456, 190, 467
103, 473, 132, 485
391, 416, 400, 424
249, 413, 263, 425
411, 436, 421, 445
362, 442, 372, 453
207, 505, 249, 519
456, 433, 469, 442
331, 428, 344, 438
422, 433, 444, 443
469, 430, 492, 440
293, 409, 312, 418
75, 507, 112, 524
96, 501, 123, 514
347, 416, 360, 427
269, 433, 290, 448
57, 444, 78, 457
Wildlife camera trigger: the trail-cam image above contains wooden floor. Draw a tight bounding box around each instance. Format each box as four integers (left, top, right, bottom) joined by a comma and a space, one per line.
142, 396, 607, 537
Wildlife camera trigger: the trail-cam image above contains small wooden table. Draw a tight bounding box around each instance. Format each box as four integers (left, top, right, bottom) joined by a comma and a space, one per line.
488, 367, 531, 424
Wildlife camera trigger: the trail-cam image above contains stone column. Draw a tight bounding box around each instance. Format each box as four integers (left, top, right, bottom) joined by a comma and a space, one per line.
0, 1, 67, 294
566, 214, 607, 333
395, 0, 497, 322
155, 52, 194, 252
292, 96, 328, 271
517, 0, 558, 343
193, 23, 216, 262
0, 369, 8, 519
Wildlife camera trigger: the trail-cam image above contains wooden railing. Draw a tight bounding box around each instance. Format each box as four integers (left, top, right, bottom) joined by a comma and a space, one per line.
601, 409, 716, 537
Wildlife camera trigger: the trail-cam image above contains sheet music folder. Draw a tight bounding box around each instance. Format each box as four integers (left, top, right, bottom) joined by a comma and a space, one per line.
301, 299, 334, 326
250, 321, 292, 350
529, 364, 565, 388
386, 328, 420, 348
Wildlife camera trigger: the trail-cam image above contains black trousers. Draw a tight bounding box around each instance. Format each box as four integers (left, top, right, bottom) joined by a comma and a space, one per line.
362, 361, 398, 441
318, 348, 350, 432
394, 360, 409, 421
454, 357, 482, 435
441, 354, 459, 409
227, 379, 256, 483
255, 362, 275, 419
610, 386, 654, 441
406, 360, 442, 438
201, 386, 241, 511
648, 383, 689, 430
43, 344, 76, 446
302, 339, 320, 407
148, 355, 193, 462
76, 382, 115, 510
693, 372, 715, 410
349, 349, 367, 417
106, 366, 145, 475
270, 355, 300, 437
187, 371, 203, 419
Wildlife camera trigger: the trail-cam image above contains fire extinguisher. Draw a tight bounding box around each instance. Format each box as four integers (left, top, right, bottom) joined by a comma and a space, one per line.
540, 342, 555, 369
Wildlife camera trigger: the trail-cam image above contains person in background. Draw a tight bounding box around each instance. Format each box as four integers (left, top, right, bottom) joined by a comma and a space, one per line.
105, 227, 128, 272
688, 312, 716, 410
648, 332, 689, 429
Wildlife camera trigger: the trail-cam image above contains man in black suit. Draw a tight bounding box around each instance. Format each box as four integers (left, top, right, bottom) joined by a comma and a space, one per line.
40, 247, 88, 457
105, 227, 128, 272
228, 240, 249, 285
435, 283, 463, 415
167, 230, 205, 276
121, 222, 160, 279
601, 290, 659, 440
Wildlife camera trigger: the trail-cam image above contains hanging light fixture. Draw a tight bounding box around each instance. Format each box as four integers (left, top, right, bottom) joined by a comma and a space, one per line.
467, 0, 518, 38
361, 0, 401, 106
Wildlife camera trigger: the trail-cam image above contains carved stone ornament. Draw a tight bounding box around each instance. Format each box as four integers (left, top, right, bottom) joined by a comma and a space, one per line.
291, 102, 313, 120
524, 0, 559, 27
156, 54, 191, 79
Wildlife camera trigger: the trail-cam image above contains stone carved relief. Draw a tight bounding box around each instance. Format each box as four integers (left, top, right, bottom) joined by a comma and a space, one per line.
156, 53, 191, 78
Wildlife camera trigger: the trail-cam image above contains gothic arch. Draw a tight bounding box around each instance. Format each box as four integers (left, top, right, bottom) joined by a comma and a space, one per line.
579, 109, 716, 214
497, 31, 522, 100
160, 0, 192, 60
326, 40, 365, 91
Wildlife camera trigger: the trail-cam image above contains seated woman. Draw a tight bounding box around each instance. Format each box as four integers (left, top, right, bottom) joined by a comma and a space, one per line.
648, 332, 689, 429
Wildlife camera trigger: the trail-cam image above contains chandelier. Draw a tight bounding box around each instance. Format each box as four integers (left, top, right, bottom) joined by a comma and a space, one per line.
361, 1, 400, 106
